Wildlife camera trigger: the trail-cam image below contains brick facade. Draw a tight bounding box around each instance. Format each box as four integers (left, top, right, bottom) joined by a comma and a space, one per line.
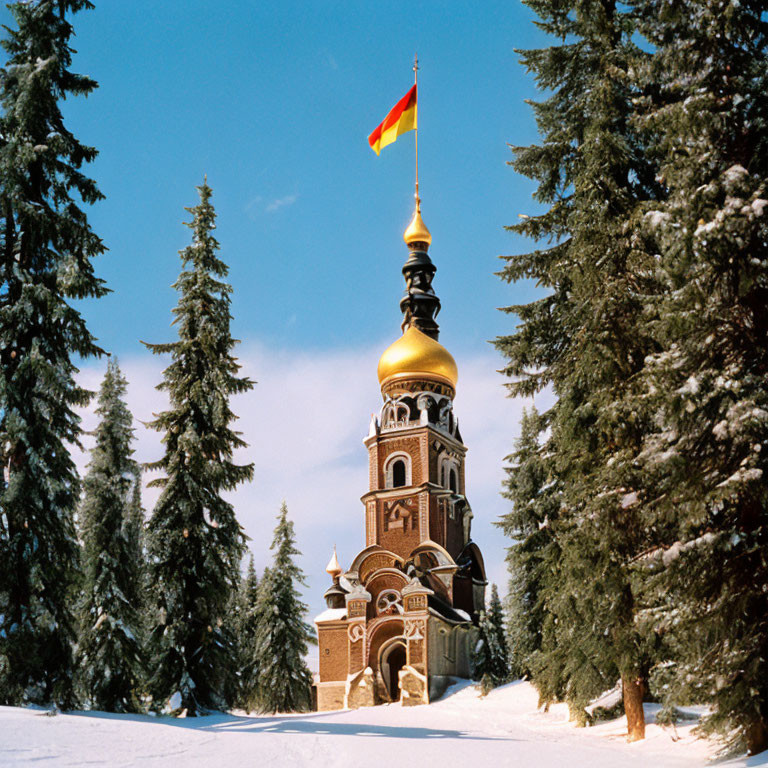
314, 227, 486, 710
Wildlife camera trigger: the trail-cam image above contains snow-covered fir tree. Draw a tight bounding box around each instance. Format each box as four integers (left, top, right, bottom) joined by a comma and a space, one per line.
126, 471, 147, 610
235, 556, 261, 711
473, 584, 510, 694
632, 0, 768, 754
252, 504, 313, 713
144, 181, 253, 716
487, 585, 509, 678
496, 0, 662, 739
77, 360, 145, 712
0, 0, 106, 707
497, 406, 561, 681
126, 471, 150, 661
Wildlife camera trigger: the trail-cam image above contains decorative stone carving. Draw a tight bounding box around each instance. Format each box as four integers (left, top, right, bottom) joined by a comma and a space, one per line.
383, 499, 415, 533
366, 501, 376, 546
348, 622, 365, 643
345, 583, 371, 619
375, 589, 403, 616
438, 400, 452, 429
416, 394, 432, 426
404, 618, 426, 641
359, 552, 400, 584
404, 593, 427, 612
462, 505, 473, 544
399, 665, 428, 707
345, 667, 376, 709
381, 398, 411, 429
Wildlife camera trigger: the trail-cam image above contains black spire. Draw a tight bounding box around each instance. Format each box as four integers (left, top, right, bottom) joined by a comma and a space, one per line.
400, 206, 441, 339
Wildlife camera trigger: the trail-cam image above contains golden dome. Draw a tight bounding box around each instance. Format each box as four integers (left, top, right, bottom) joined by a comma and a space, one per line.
403, 204, 432, 246
377, 326, 458, 389
325, 547, 342, 579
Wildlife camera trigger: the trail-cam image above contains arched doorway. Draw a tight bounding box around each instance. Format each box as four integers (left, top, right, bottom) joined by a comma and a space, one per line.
379, 639, 407, 702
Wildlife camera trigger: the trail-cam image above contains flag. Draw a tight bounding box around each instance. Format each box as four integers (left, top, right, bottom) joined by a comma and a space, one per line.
368, 84, 417, 156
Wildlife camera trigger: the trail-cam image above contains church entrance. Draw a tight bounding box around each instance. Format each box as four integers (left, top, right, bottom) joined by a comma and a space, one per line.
380, 639, 407, 702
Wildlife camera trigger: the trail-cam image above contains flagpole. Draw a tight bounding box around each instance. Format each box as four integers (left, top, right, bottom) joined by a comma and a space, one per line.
413, 53, 419, 209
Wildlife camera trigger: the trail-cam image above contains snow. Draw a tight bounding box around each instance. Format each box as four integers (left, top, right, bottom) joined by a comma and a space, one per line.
585, 684, 622, 715
644, 210, 670, 228
661, 533, 717, 566
314, 608, 347, 623
168, 691, 182, 711
620, 492, 639, 509
2, 680, 764, 767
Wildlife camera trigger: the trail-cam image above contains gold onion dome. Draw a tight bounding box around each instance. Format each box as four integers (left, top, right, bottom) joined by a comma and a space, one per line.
377, 325, 458, 389
325, 547, 342, 580
403, 203, 432, 246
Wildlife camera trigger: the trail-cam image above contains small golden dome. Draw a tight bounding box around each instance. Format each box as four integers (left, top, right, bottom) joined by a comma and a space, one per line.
403, 204, 432, 246
377, 326, 458, 389
325, 547, 342, 579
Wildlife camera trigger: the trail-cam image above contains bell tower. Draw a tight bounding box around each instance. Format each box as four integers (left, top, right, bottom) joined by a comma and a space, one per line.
314, 202, 486, 712
363, 202, 473, 565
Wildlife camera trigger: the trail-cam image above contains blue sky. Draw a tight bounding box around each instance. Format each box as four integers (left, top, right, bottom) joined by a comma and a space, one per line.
1, 1, 552, 622
0, 0, 549, 356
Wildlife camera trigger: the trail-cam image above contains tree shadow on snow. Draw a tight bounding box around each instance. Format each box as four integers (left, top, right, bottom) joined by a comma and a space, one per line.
65, 708, 515, 742
211, 717, 511, 741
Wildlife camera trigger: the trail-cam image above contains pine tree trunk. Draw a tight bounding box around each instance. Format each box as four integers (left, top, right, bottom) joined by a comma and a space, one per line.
622, 675, 646, 742
568, 703, 588, 727
746, 718, 768, 756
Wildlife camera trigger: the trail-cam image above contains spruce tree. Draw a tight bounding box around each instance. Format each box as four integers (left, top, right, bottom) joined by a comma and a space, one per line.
632, 0, 768, 754
252, 503, 313, 713
497, 406, 560, 681
0, 0, 106, 707
496, 0, 662, 739
472, 584, 510, 694
145, 181, 253, 716
126, 472, 146, 574
126, 471, 149, 666
236, 556, 261, 711
77, 360, 144, 712
487, 585, 509, 678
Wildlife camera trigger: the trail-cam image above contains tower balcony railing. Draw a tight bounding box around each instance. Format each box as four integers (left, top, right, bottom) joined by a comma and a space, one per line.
381, 417, 418, 432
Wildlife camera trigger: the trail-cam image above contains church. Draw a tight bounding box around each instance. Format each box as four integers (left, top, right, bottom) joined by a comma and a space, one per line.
314, 201, 487, 710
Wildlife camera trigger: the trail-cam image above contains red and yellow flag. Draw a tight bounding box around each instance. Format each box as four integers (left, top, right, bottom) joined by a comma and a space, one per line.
368, 84, 417, 156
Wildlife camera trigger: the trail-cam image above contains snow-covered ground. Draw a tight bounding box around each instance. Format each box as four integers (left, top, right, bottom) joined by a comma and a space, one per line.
2, 681, 766, 768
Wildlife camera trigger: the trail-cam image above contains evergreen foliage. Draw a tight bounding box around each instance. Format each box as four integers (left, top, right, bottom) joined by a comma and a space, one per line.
125, 471, 147, 613
77, 360, 144, 712
235, 556, 261, 711
632, 1, 768, 754
472, 584, 510, 694
487, 585, 509, 675
252, 503, 313, 714
497, 406, 561, 682
144, 181, 253, 716
0, 0, 106, 707
497, 0, 662, 736
502, 0, 768, 751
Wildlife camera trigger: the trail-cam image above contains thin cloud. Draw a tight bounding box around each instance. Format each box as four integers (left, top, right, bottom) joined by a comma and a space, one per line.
265, 194, 297, 213
72, 343, 546, 624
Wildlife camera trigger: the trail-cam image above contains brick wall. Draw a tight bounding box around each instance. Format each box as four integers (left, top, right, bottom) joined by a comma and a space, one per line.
317, 625, 349, 682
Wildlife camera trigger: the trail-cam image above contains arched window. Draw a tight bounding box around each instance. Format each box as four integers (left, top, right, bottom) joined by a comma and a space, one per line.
439, 457, 458, 492
384, 452, 412, 489
392, 460, 406, 488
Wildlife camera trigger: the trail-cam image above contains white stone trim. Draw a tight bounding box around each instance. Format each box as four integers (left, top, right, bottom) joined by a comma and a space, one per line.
384, 451, 412, 489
